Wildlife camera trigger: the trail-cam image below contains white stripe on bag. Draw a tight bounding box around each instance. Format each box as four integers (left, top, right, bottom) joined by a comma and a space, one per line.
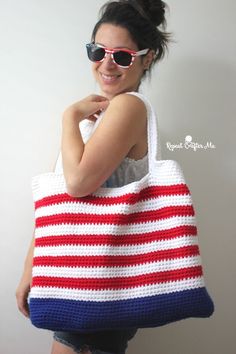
32, 255, 202, 278
33, 235, 198, 257
30, 277, 205, 301
35, 195, 193, 218
35, 216, 197, 238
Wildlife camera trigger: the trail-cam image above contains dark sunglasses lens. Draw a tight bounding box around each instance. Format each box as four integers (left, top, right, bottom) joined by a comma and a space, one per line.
87, 45, 105, 62
114, 51, 132, 67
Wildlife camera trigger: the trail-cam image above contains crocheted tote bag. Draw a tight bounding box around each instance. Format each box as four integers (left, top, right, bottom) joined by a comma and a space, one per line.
29, 92, 214, 332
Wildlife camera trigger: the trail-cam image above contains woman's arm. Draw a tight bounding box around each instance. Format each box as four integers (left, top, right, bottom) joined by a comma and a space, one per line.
62, 93, 147, 197
15, 234, 35, 318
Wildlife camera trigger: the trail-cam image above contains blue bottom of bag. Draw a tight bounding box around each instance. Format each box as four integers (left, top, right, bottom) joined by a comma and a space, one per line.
29, 287, 214, 332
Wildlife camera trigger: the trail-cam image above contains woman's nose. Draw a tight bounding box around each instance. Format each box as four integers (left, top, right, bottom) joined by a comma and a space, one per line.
102, 53, 117, 69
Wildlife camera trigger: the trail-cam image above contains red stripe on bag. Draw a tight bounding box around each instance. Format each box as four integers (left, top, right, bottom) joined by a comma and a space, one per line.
35, 225, 197, 247
35, 184, 190, 209
32, 266, 203, 290
33, 245, 200, 267
35, 206, 195, 227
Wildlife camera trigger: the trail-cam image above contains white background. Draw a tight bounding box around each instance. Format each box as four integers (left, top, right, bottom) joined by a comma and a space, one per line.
0, 0, 235, 353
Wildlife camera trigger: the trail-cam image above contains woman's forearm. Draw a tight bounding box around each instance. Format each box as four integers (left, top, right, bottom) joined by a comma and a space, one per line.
61, 111, 84, 177
61, 95, 109, 196
16, 233, 35, 317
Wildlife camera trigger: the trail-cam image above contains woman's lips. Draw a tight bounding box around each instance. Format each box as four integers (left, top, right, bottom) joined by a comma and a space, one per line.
100, 72, 121, 84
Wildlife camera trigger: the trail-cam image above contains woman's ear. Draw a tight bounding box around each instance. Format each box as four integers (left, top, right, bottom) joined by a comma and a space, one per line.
143, 50, 156, 70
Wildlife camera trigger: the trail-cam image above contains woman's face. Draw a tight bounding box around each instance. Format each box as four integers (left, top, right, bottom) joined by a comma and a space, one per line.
92, 23, 149, 100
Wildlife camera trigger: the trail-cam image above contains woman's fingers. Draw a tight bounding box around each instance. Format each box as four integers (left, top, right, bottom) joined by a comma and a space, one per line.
16, 291, 30, 317
88, 99, 109, 113
98, 100, 110, 110
16, 283, 31, 318
63, 94, 110, 121
89, 94, 109, 102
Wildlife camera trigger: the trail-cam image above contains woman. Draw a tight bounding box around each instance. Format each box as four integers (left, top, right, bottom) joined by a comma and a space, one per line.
16, 0, 170, 353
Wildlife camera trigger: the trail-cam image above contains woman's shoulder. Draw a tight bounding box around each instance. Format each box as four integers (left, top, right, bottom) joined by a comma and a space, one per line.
113, 91, 154, 117
102, 92, 147, 135
110, 91, 147, 111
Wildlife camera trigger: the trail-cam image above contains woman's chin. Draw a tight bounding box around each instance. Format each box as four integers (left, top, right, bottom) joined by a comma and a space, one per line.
100, 85, 122, 99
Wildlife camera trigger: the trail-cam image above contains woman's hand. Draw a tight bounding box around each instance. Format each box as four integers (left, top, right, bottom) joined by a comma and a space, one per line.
15, 267, 32, 318
63, 94, 110, 122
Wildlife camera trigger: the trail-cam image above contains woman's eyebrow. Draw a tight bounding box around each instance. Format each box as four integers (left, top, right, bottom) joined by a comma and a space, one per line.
95, 42, 133, 50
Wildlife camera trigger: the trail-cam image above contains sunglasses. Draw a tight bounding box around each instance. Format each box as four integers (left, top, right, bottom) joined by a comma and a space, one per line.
86, 43, 149, 68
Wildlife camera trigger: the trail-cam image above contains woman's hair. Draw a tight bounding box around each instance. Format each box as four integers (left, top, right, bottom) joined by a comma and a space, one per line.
91, 0, 171, 78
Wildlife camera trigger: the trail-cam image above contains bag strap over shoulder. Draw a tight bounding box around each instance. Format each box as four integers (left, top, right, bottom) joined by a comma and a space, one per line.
126, 91, 162, 169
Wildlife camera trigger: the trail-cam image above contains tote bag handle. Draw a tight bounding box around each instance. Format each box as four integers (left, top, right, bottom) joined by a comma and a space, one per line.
126, 91, 162, 171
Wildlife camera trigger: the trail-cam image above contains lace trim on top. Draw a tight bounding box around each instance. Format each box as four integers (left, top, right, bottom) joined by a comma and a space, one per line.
124, 154, 148, 163
101, 153, 148, 188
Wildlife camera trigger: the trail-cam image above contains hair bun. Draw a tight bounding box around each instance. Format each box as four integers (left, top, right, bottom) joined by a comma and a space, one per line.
130, 0, 166, 27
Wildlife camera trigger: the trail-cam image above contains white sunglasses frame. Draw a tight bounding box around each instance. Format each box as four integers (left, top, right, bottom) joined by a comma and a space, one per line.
86, 43, 150, 68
